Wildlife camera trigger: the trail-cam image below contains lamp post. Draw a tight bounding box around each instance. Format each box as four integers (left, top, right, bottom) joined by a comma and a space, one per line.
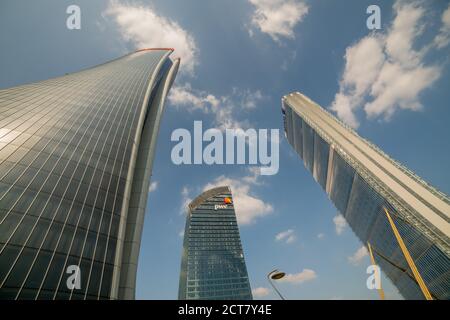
267, 269, 286, 300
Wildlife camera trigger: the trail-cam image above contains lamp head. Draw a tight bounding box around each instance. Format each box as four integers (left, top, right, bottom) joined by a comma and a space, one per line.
269, 270, 286, 280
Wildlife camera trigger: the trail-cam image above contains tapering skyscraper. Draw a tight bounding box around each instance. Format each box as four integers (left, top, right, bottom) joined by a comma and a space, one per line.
0, 48, 179, 300
179, 186, 252, 300
282, 92, 450, 300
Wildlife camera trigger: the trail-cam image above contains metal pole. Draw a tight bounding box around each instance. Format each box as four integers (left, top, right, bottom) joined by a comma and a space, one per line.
367, 242, 385, 300
267, 271, 285, 300
383, 207, 433, 300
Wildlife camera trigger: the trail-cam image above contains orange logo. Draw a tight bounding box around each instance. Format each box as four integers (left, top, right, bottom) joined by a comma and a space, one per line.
224, 197, 232, 204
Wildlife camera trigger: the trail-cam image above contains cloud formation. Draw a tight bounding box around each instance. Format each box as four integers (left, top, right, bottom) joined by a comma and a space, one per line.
248, 0, 309, 42
148, 181, 158, 193
348, 245, 369, 266
168, 84, 265, 130
106, 1, 261, 130
434, 3, 450, 49
203, 169, 273, 225
331, 1, 445, 128
333, 214, 347, 235
106, 1, 198, 73
252, 287, 270, 297
275, 229, 296, 244
279, 269, 317, 284
179, 186, 192, 216
168, 83, 219, 113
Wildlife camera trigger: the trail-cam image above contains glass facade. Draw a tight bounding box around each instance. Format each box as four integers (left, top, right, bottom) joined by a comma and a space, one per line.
313, 134, 329, 190
0, 49, 179, 300
179, 186, 252, 300
282, 92, 450, 300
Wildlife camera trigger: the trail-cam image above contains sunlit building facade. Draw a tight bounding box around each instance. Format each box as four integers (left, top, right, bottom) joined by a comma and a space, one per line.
282, 92, 450, 300
0, 49, 179, 299
179, 186, 252, 300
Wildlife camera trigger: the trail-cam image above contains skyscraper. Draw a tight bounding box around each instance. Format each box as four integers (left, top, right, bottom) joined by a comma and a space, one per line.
282, 92, 450, 300
179, 186, 252, 300
0, 48, 179, 300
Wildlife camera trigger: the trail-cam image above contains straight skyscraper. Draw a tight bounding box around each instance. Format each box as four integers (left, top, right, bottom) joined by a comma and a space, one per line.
179, 186, 252, 300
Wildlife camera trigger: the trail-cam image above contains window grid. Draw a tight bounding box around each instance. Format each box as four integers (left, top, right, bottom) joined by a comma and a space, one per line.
0, 50, 171, 300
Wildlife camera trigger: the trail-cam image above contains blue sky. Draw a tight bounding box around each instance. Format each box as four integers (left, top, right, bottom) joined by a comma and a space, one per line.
1, 0, 449, 299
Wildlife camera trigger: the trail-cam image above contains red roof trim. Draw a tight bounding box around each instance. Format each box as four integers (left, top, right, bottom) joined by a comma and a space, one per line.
135, 48, 174, 53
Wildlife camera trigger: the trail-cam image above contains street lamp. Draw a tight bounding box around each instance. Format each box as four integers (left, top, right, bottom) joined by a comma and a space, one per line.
267, 269, 286, 300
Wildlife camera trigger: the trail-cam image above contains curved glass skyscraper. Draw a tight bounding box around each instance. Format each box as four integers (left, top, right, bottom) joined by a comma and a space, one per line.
0, 48, 179, 300
282, 92, 450, 300
179, 186, 252, 300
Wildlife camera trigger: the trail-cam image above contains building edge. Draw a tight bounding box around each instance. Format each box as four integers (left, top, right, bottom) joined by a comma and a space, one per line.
110, 50, 179, 300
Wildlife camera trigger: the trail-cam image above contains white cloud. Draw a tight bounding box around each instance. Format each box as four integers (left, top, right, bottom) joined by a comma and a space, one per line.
333, 214, 347, 235
330, 36, 385, 128
203, 170, 273, 225
248, 0, 309, 42
317, 233, 325, 240
348, 245, 369, 266
330, 1, 443, 128
168, 83, 219, 113
242, 167, 263, 185
179, 186, 192, 215
434, 4, 450, 49
341, 37, 385, 96
178, 228, 185, 238
385, 2, 426, 67
236, 88, 265, 110
275, 229, 296, 244
105, 1, 198, 73
365, 62, 440, 119
279, 269, 317, 284
105, 1, 268, 132
148, 181, 158, 193
168, 84, 263, 130
252, 287, 270, 297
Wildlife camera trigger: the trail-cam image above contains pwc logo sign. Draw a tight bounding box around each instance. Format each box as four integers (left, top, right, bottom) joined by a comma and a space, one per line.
214, 197, 232, 210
